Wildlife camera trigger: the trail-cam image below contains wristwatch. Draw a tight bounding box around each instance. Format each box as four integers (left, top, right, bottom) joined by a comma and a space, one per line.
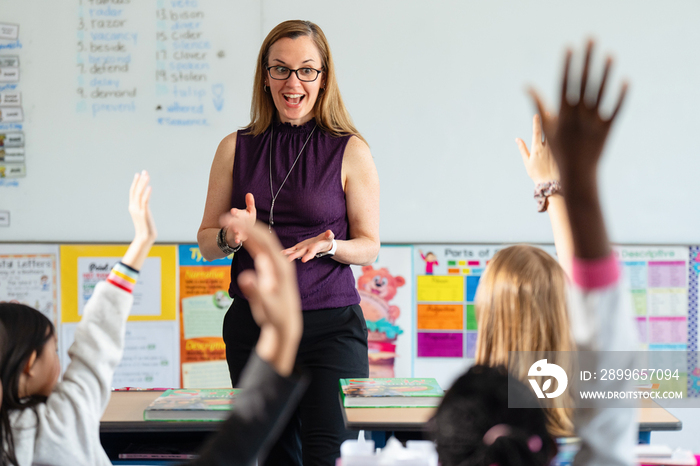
217, 228, 243, 255
315, 239, 337, 258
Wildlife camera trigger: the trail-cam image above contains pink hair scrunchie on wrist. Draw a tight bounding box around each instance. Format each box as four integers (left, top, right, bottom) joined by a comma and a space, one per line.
534, 180, 562, 212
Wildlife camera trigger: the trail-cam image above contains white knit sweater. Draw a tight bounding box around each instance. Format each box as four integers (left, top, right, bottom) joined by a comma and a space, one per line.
9, 281, 132, 466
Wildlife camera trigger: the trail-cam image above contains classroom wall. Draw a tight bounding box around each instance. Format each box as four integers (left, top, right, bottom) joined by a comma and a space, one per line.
1, 1, 700, 245
2, 0, 700, 452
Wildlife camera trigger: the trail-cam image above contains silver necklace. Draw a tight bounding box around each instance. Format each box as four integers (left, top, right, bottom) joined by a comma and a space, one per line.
268, 122, 317, 232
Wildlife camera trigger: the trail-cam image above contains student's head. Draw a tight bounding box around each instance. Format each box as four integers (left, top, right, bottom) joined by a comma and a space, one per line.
0, 303, 59, 402
474, 245, 574, 436
247, 20, 363, 141
0, 303, 58, 465
432, 365, 556, 466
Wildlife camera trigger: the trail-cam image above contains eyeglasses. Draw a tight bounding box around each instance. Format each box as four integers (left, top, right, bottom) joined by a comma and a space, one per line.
266, 66, 323, 82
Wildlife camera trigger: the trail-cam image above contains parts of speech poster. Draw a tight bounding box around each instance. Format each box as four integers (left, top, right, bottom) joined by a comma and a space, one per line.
0, 243, 60, 332
60, 245, 178, 388
179, 245, 233, 388
413, 245, 498, 361
352, 245, 413, 378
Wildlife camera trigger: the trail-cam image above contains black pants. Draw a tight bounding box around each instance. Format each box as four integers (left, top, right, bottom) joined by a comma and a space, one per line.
223, 297, 369, 466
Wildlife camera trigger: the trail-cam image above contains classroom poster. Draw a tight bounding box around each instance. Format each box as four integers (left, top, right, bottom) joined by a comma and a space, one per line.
414, 244, 501, 359
0, 243, 60, 333
614, 246, 690, 351
60, 320, 179, 388
613, 246, 691, 396
412, 244, 497, 388
179, 245, 233, 388
76, 256, 162, 316
351, 245, 413, 378
60, 245, 179, 388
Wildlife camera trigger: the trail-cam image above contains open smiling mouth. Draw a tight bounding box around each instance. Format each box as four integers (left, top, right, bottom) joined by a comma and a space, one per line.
284, 94, 305, 105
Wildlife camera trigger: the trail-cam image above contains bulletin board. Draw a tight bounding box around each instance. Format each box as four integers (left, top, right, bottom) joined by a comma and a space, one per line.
2, 1, 700, 247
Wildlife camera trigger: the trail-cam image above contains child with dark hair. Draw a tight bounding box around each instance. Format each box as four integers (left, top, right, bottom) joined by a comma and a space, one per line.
0, 177, 309, 466
0, 171, 157, 466
433, 365, 556, 466
0, 303, 58, 464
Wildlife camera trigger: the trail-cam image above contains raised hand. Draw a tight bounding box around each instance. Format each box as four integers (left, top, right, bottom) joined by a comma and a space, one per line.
517, 115, 574, 277
516, 114, 559, 185
225, 193, 257, 246
529, 40, 628, 181
234, 220, 302, 376
282, 230, 335, 263
123, 171, 157, 270
128, 171, 157, 244
529, 40, 628, 260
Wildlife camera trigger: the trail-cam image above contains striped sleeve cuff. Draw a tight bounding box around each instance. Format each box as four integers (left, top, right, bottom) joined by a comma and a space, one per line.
106, 262, 139, 293
571, 254, 620, 290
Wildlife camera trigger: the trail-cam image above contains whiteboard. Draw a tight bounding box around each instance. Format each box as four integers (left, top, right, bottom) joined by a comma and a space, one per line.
1, 0, 699, 245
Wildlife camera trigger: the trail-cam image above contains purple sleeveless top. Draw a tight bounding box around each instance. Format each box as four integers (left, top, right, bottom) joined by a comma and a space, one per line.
229, 118, 361, 311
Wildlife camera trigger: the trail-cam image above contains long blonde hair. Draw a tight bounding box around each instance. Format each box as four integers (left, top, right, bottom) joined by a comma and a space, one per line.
246, 20, 365, 144
474, 245, 575, 437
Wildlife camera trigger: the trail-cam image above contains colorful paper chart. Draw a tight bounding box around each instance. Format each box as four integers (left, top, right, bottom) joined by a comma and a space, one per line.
616, 247, 689, 349
0, 244, 60, 328
178, 244, 233, 388
413, 245, 513, 361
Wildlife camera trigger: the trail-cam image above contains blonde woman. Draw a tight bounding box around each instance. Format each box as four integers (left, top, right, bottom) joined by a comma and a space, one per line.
197, 20, 380, 466
473, 114, 577, 437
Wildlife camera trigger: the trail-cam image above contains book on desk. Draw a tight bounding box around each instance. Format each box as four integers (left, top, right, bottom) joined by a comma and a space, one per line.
143, 388, 241, 421
340, 378, 444, 408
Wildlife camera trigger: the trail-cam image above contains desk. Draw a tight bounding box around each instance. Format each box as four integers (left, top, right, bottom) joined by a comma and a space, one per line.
638, 399, 683, 432
100, 391, 683, 458
104, 392, 682, 433
341, 399, 682, 439
101, 391, 220, 433
100, 391, 219, 460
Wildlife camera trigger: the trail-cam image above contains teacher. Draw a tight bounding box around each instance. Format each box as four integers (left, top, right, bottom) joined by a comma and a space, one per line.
197, 20, 380, 466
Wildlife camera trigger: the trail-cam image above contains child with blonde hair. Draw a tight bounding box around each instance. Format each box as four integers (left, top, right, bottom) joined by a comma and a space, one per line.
437, 40, 636, 466
474, 109, 577, 436
474, 243, 575, 436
